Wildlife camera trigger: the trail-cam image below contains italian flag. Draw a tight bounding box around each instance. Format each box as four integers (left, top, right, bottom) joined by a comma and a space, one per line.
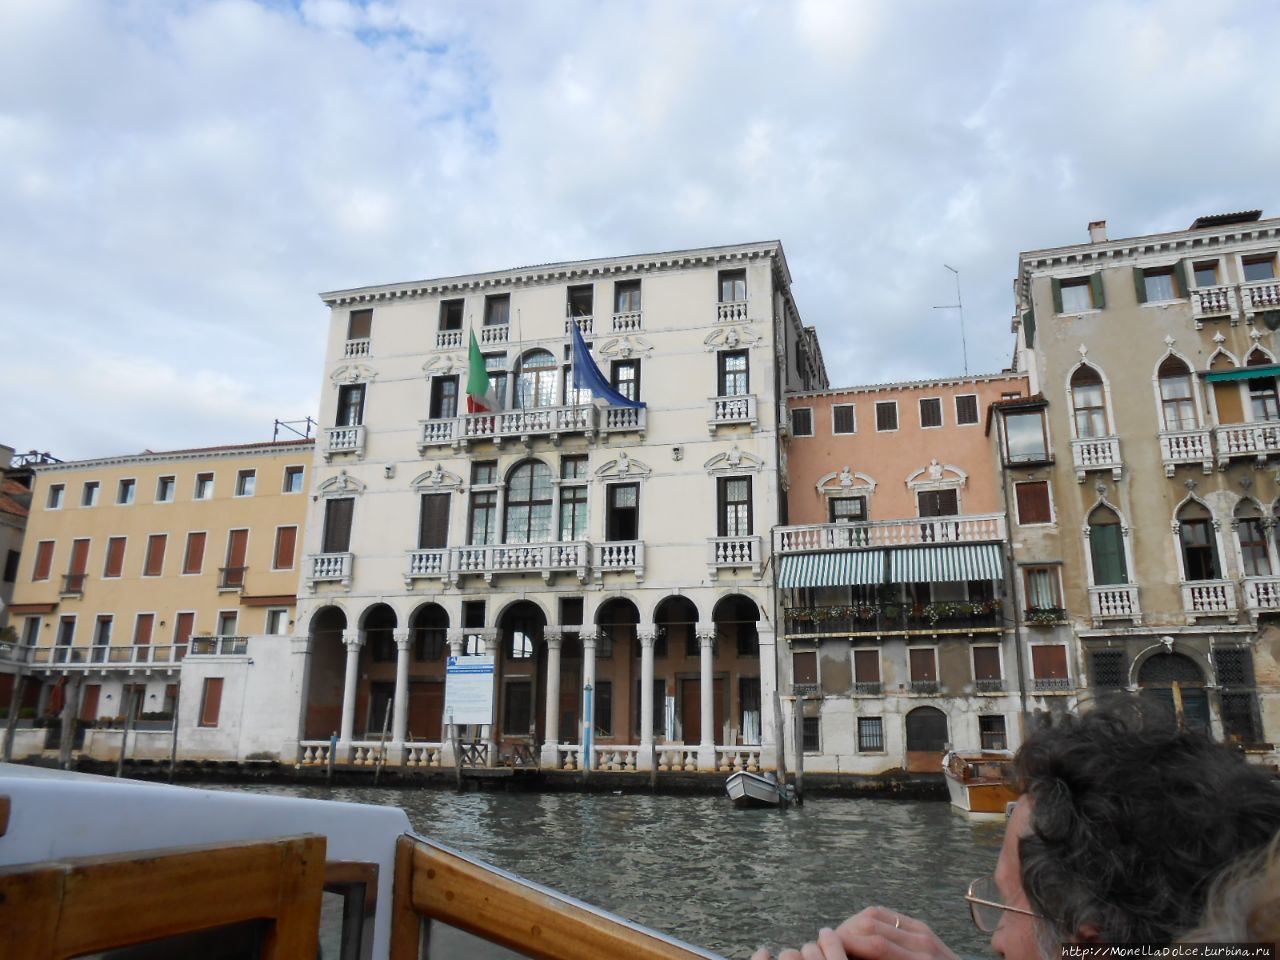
466, 330, 499, 413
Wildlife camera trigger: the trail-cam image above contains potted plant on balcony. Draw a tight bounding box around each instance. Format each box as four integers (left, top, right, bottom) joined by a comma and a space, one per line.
855, 603, 878, 621
1025, 607, 1067, 627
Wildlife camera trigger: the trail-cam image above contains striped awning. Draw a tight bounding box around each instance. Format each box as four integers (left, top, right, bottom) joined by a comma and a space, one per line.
1204, 364, 1280, 382
778, 550, 886, 588
888, 544, 1004, 583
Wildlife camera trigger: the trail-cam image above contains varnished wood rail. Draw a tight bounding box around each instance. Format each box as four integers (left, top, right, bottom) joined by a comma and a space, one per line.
396, 834, 725, 960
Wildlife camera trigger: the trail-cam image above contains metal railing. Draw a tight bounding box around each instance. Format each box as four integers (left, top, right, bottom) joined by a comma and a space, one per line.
31, 644, 186, 666
187, 635, 249, 656
219, 566, 247, 590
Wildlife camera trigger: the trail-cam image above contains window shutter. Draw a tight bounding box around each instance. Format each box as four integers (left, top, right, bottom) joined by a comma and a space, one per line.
134, 614, 154, 646
793, 651, 817, 684
1051, 278, 1063, 314
419, 494, 450, 549
199, 677, 224, 727
184, 532, 206, 575
324, 498, 354, 553
853, 649, 880, 683
69, 539, 90, 576
1173, 261, 1189, 298
1133, 267, 1147, 304
274, 526, 297, 569
174, 612, 195, 645
1089, 272, 1105, 309
1022, 308, 1036, 348
144, 535, 167, 577
34, 541, 54, 581
104, 537, 126, 578
1089, 522, 1128, 585
1015, 482, 1051, 524
973, 647, 1001, 680
909, 648, 937, 682
1032, 645, 1069, 679
226, 529, 248, 568
716, 478, 728, 537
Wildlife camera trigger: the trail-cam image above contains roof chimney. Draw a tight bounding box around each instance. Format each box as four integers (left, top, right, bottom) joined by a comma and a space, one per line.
1088, 220, 1107, 243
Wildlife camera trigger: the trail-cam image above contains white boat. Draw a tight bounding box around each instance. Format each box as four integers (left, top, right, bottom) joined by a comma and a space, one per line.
942, 750, 1017, 821
0, 763, 724, 959
725, 769, 789, 808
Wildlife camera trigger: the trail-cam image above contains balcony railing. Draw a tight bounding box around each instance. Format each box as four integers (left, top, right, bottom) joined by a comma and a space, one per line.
60, 573, 86, 597
600, 405, 646, 436
1241, 279, 1280, 319
450, 542, 588, 584
612, 310, 642, 332
1088, 584, 1141, 624
323, 424, 366, 459
0, 642, 31, 664
1070, 436, 1123, 482
1032, 677, 1072, 692
716, 299, 749, 323
1181, 579, 1239, 623
406, 549, 449, 582
708, 535, 763, 579
792, 682, 819, 697
785, 601, 1003, 636
909, 680, 939, 695
565, 316, 593, 335
592, 541, 644, 580
775, 513, 1006, 553
343, 337, 370, 357
975, 679, 1005, 693
31, 644, 186, 667
1190, 285, 1237, 327
708, 394, 758, 431
188, 635, 249, 656
1158, 428, 1213, 476
1243, 576, 1280, 618
308, 552, 353, 590
1214, 422, 1280, 467
853, 681, 882, 696
478, 325, 509, 345
419, 403, 644, 450
435, 329, 463, 349
219, 566, 247, 590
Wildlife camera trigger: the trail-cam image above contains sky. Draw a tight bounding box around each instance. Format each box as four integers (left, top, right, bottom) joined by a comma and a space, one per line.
5, 0, 1280, 461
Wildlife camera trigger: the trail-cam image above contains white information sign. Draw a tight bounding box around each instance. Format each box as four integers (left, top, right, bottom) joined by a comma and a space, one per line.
444, 655, 495, 725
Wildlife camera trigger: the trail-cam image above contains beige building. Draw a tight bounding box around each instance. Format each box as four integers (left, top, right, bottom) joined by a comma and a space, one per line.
1003, 212, 1280, 759
2, 440, 313, 762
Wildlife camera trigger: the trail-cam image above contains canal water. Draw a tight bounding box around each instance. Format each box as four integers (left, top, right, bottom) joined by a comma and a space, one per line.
216, 784, 1003, 959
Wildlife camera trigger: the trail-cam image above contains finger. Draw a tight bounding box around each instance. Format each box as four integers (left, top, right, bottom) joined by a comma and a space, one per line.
751, 950, 774, 960
800, 943, 827, 960
778, 950, 804, 960
818, 927, 850, 960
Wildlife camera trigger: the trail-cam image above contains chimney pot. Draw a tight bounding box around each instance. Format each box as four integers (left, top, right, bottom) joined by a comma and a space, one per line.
1088, 220, 1107, 242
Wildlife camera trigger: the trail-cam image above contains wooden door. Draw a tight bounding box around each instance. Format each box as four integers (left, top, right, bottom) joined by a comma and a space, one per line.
905, 706, 949, 773
680, 678, 699, 743
713, 677, 727, 745
79, 684, 100, 722
558, 665, 580, 742
408, 681, 443, 741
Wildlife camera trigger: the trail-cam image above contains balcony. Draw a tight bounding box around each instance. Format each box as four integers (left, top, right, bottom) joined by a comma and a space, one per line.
308, 552, 353, 590
1088, 584, 1142, 625
1242, 576, 1280, 620
775, 514, 1006, 553
708, 535, 763, 579
612, 310, 642, 332
716, 299, 749, 323
419, 404, 645, 451
1032, 677, 1072, 693
1190, 285, 1237, 327
343, 337, 370, 358
853, 681, 882, 696
60, 573, 86, 597
435, 329, 463, 350
600, 405, 646, 438
592, 541, 644, 581
450, 542, 588, 584
1240, 279, 1280, 321
1214, 422, 1280, 467
31, 644, 186, 668
784, 601, 1003, 637
405, 549, 449, 584
707, 394, 758, 432
218, 566, 247, 591
975, 679, 1005, 694
565, 316, 593, 336
792, 682, 819, 697
1158, 429, 1213, 476
478, 325, 509, 345
0, 642, 31, 664
188, 635, 249, 656
1070, 436, 1122, 482
324, 424, 366, 460
909, 680, 939, 695
1181, 579, 1239, 623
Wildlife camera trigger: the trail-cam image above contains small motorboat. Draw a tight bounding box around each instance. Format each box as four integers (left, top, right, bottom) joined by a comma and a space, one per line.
943, 750, 1017, 820
725, 770, 789, 809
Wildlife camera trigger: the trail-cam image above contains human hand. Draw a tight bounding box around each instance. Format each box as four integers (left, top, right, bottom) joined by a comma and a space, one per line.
751, 906, 960, 960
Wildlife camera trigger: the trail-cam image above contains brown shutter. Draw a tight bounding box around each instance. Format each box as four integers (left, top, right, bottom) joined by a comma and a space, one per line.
69, 539, 90, 576
104, 537, 126, 578
134, 613, 154, 646
793, 651, 817, 685
34, 541, 54, 581
853, 649, 880, 683
79, 684, 101, 721
347, 308, 372, 340
419, 495, 450, 549
1015, 482, 1051, 525
144, 535, 167, 576
1213, 381, 1245, 425
183, 532, 205, 575
973, 647, 1002, 680
226, 529, 248, 567
274, 526, 297, 569
199, 677, 224, 727
1032, 645, 1069, 679
909, 648, 937, 682
174, 612, 195, 646
323, 498, 354, 553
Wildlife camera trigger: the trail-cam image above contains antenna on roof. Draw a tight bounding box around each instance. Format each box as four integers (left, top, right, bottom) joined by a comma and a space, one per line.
934, 264, 968, 376
273, 417, 316, 441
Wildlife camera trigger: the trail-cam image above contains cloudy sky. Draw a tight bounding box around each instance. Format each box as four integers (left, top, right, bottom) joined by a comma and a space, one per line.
6, 0, 1280, 461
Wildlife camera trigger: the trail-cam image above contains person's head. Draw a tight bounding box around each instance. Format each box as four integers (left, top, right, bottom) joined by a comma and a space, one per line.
1002, 699, 1280, 954
1182, 831, 1280, 947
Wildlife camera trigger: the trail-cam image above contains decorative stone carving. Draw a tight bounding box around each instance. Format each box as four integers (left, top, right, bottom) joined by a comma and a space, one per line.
704, 446, 764, 474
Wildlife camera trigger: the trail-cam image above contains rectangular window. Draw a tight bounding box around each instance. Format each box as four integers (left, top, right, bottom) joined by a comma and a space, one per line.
143, 534, 167, 577
134, 613, 154, 647
718, 350, 749, 396
272, 527, 296, 570
593, 679, 613, 736
347, 308, 372, 340
235, 470, 256, 497
853, 649, 880, 685
973, 646, 1002, 682
194, 472, 214, 500
198, 677, 224, 728
1015, 481, 1053, 525
857, 717, 884, 752
919, 398, 943, 428
66, 538, 89, 594
829, 496, 866, 523
605, 483, 639, 541
439, 299, 464, 330
337, 384, 365, 427
472, 461, 497, 486
1142, 266, 1179, 302
875, 401, 898, 432
174, 611, 195, 647
1056, 276, 1098, 313
832, 404, 855, 434
559, 483, 588, 541
1004, 410, 1050, 462
156, 475, 175, 502
323, 498, 354, 553
1179, 518, 1220, 580
567, 284, 593, 318
1090, 649, 1126, 689
33, 541, 54, 581
1243, 254, 1277, 283
183, 532, 205, 575
47, 483, 65, 509
718, 269, 747, 302
283, 466, 304, 494
614, 279, 641, 313
717, 477, 752, 537
3, 549, 17, 583
81, 481, 99, 507
103, 537, 126, 578
1031, 645, 1069, 681
909, 648, 938, 683
418, 495, 450, 549
93, 615, 112, 649
484, 293, 510, 326
791, 407, 814, 437
430, 376, 459, 419
1194, 261, 1220, 287
217, 610, 238, 636
468, 490, 497, 545
917, 489, 959, 517
979, 715, 1008, 751
116, 478, 136, 505
793, 650, 817, 689
225, 527, 251, 578
1024, 566, 1062, 610
21, 617, 40, 646
610, 360, 640, 403
266, 608, 289, 635
57, 616, 76, 647
802, 716, 820, 753
955, 394, 979, 425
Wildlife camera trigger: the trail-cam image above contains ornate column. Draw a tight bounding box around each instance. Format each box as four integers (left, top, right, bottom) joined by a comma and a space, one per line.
338, 628, 363, 762
440, 628, 466, 768
541, 628, 563, 768
756, 625, 778, 770
637, 626, 656, 771
391, 627, 411, 763
580, 628, 598, 770
697, 623, 717, 770
483, 630, 500, 767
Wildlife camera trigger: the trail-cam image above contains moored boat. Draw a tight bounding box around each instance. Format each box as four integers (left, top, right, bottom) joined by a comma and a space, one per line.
942, 750, 1017, 820
725, 769, 789, 808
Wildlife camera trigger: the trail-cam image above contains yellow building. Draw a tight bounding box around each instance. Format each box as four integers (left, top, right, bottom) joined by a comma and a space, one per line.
2, 440, 313, 762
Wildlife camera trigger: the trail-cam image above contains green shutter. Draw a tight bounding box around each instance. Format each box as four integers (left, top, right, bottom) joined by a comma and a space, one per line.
1173, 261, 1189, 298
1051, 278, 1063, 314
1133, 267, 1147, 304
1090, 272, 1106, 309
1023, 308, 1036, 349
1090, 523, 1128, 585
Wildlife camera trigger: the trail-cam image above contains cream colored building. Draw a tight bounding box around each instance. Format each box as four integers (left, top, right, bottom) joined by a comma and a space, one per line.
1004, 212, 1280, 759
294, 241, 826, 773
2, 440, 313, 762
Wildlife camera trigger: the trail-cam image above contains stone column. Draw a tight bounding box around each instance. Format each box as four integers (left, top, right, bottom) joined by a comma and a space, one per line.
541, 628, 563, 768
284, 634, 313, 765
637, 627, 656, 772
391, 627, 411, 763
757, 626, 778, 771
440, 628, 466, 768
581, 629, 598, 770
697, 623, 717, 770
338, 629, 363, 762
483, 629, 499, 767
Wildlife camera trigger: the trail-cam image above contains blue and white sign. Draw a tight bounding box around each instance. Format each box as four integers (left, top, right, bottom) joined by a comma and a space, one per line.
444, 655, 495, 725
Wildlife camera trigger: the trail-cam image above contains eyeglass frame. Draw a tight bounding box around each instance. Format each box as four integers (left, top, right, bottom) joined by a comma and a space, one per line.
965, 876, 1041, 933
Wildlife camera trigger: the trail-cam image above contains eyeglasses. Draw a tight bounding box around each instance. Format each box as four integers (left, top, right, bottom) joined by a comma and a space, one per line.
965, 876, 1041, 933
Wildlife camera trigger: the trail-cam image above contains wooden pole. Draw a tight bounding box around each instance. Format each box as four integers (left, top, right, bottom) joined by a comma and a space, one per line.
772, 690, 787, 786
792, 697, 805, 805
167, 684, 181, 782
60, 675, 81, 770
373, 697, 393, 785
3, 674, 26, 763
114, 687, 137, 778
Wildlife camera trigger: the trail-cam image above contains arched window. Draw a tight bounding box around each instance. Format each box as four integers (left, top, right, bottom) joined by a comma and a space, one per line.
1177, 501, 1220, 581
1246, 349, 1279, 422
1071, 365, 1108, 438
1088, 506, 1128, 585
504, 460, 553, 544
515, 349, 558, 409
1157, 356, 1196, 431
1235, 502, 1271, 577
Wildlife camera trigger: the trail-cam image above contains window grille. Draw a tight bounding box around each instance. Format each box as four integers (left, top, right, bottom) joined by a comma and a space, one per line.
1090, 650, 1126, 689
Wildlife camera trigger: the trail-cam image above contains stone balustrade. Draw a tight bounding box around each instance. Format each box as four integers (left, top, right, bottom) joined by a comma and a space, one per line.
1181, 579, 1239, 623
656, 745, 700, 771
323, 424, 365, 459
1070, 435, 1123, 481
708, 535, 762, 579
715, 746, 762, 772
1088, 584, 1141, 624
774, 513, 1006, 553
707, 394, 758, 431
343, 338, 370, 357
593, 746, 639, 771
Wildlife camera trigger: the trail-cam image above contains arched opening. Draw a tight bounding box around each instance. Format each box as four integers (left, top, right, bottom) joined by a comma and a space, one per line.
905, 705, 949, 773
1235, 502, 1272, 577
1070, 365, 1107, 438
304, 606, 346, 740
358, 604, 398, 737
1246, 349, 1279, 421
649, 597, 698, 743
1137, 652, 1208, 735
514, 349, 558, 409
714, 595, 761, 745
1157, 356, 1196, 431
497, 600, 545, 748
595, 598, 639, 743
1177, 501, 1220, 581
1088, 505, 1128, 585
504, 459, 553, 544
406, 603, 449, 742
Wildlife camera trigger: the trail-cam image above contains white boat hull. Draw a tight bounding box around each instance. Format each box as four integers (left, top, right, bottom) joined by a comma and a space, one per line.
725, 771, 786, 808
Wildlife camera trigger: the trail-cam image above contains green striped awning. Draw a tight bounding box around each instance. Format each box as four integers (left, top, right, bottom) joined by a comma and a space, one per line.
888, 544, 1004, 583
778, 550, 886, 588
1204, 364, 1280, 382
